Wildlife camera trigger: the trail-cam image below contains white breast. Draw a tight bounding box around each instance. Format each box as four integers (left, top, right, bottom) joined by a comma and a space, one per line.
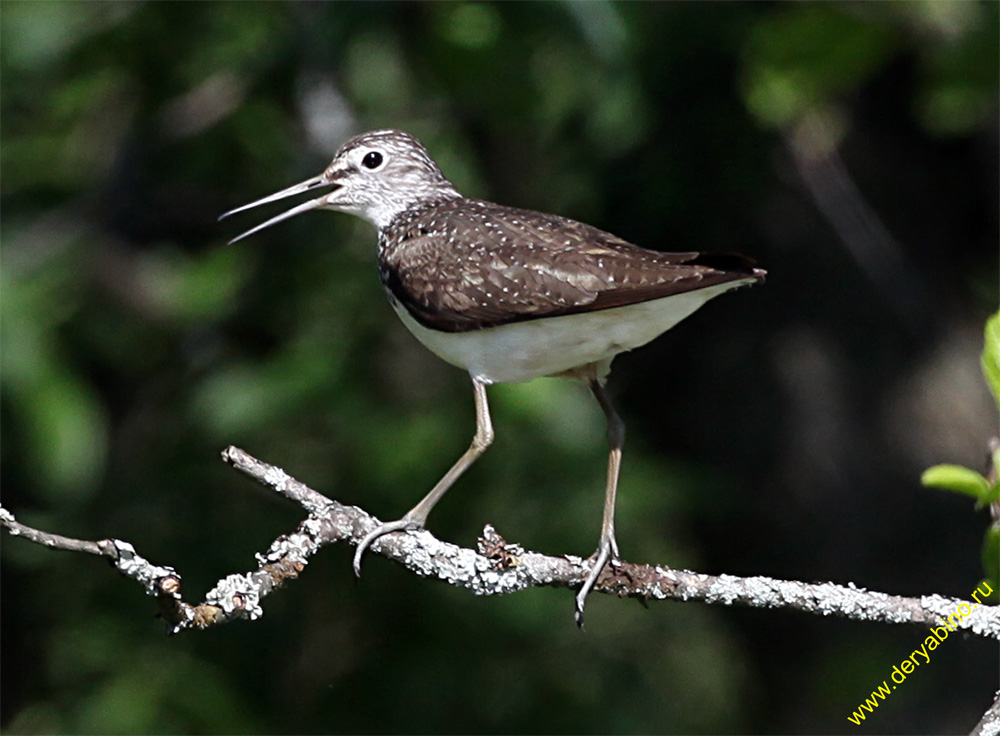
390, 279, 754, 384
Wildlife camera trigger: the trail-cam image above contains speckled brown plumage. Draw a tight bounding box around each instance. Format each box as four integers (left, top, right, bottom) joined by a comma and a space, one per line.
378, 197, 761, 333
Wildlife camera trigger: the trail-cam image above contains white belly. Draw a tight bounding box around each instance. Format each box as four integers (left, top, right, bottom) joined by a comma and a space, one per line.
391, 279, 753, 384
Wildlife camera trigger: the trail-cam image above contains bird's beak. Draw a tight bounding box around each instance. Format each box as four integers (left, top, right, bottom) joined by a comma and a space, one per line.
219, 174, 339, 244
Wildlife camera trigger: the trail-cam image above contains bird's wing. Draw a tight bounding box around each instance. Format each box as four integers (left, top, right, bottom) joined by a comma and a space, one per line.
379, 199, 762, 333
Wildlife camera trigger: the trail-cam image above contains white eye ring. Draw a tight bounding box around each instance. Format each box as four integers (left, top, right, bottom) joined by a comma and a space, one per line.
361, 150, 384, 170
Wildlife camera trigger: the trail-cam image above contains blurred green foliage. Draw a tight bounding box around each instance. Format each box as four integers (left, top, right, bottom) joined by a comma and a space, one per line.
2, 1, 997, 733
921, 311, 1000, 601
983, 311, 1000, 410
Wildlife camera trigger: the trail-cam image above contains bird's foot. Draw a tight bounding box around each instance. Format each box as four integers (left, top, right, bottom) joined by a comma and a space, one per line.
574, 535, 620, 629
353, 517, 423, 577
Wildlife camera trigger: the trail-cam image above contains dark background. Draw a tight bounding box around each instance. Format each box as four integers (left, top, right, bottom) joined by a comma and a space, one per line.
2, 2, 997, 733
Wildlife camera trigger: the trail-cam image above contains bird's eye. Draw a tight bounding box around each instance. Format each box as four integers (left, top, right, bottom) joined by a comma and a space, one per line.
362, 151, 383, 170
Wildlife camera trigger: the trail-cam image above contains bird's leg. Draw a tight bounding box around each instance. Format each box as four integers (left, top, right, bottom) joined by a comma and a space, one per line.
575, 378, 625, 627
353, 377, 494, 576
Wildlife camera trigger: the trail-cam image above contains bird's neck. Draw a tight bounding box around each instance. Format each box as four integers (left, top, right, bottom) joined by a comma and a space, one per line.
375, 193, 466, 241
366, 185, 462, 231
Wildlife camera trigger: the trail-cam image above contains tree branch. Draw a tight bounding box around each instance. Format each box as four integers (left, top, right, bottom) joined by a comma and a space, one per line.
971, 691, 1000, 736
2, 446, 998, 644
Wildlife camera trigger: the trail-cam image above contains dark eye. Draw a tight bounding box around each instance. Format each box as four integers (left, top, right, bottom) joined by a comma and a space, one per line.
362, 151, 383, 169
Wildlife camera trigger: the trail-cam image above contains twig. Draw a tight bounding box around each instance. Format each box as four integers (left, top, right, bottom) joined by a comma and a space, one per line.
2, 446, 998, 643
971, 691, 1000, 736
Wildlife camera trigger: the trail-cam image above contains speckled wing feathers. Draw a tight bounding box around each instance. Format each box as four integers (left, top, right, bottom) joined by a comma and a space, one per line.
378, 198, 761, 333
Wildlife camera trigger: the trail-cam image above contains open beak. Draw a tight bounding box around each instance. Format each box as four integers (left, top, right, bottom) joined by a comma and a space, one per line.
219, 174, 338, 244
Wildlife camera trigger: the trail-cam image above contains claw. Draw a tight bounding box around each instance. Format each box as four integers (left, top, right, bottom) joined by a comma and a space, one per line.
353, 518, 420, 577
574, 538, 619, 628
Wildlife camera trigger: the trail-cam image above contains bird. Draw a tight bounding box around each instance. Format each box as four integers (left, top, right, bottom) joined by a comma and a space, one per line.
220, 129, 765, 626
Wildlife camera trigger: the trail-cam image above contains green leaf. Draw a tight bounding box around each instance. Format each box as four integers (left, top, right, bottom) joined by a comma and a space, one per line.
921, 464, 990, 499
983, 311, 1000, 411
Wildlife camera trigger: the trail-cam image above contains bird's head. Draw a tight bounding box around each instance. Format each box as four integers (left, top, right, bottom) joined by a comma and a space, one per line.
221, 129, 461, 241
